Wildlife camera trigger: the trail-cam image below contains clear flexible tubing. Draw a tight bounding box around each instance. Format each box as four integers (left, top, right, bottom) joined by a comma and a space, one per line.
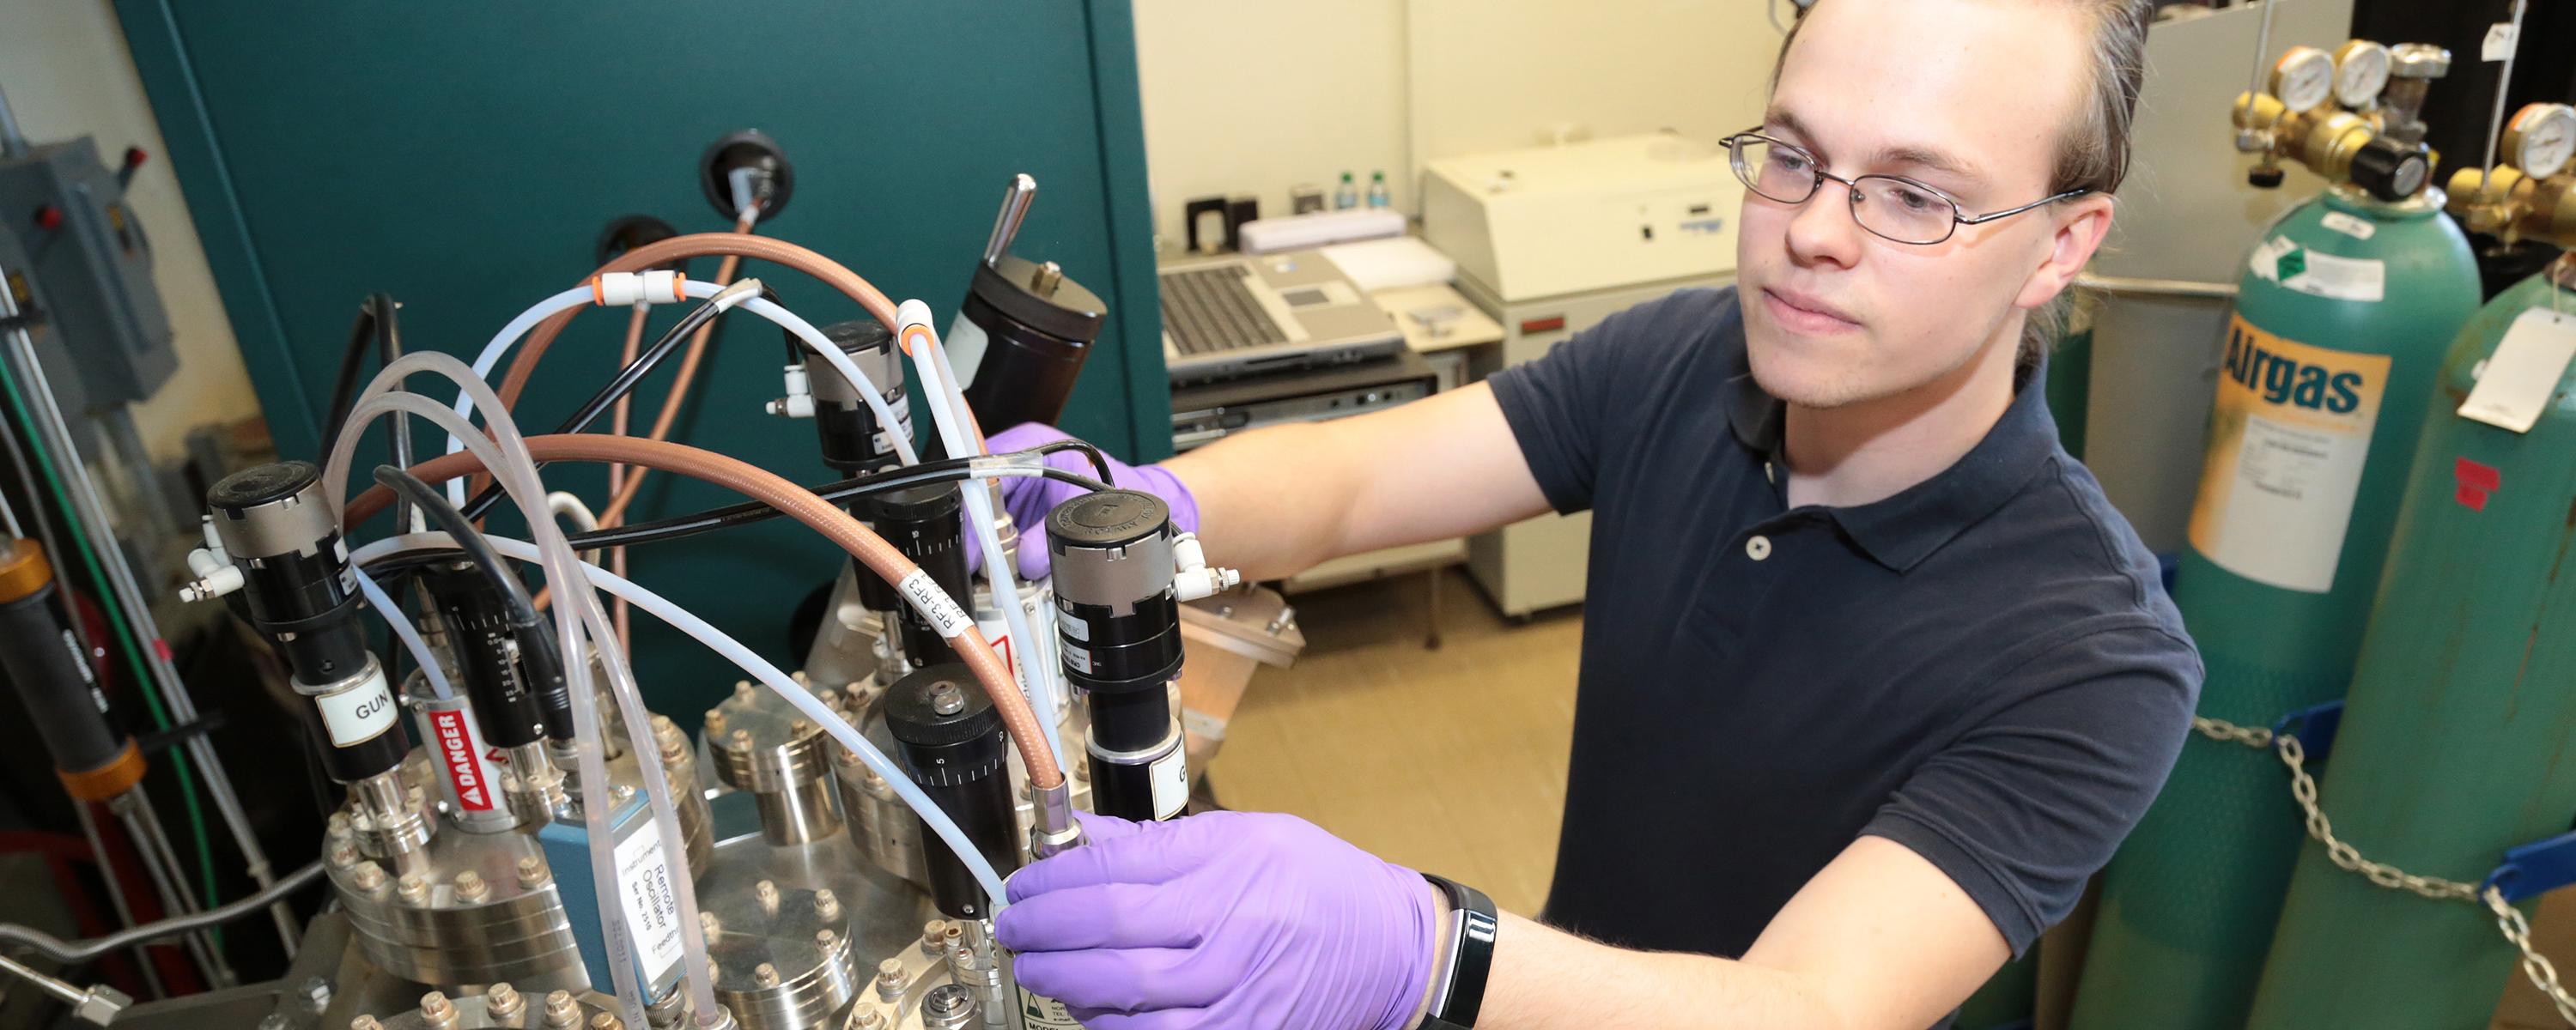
447, 282, 921, 506
448, 286, 592, 505
349, 531, 1012, 902
331, 357, 715, 1025
893, 301, 1065, 772
349, 566, 455, 700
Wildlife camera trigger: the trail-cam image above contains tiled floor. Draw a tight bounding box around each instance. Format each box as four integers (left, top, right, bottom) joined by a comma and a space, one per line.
1202, 568, 2575, 1027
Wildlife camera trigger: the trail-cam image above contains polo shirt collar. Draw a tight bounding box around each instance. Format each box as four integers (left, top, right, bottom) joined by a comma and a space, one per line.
1725, 355, 2062, 573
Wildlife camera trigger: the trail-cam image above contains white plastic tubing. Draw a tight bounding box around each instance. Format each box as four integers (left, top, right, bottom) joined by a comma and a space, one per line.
893, 300, 1066, 772
349, 566, 454, 700
446, 282, 920, 505
327, 354, 712, 1026
349, 531, 1012, 903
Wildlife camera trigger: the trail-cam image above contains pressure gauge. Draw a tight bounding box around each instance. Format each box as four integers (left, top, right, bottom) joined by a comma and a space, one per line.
2332, 40, 2393, 109
2505, 103, 2576, 179
2269, 46, 2336, 113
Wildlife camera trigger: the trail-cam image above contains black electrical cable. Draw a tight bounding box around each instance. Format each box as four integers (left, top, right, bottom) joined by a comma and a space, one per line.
355, 459, 1113, 579
372, 464, 571, 730
454, 286, 763, 522
0, 399, 102, 688
317, 300, 378, 462
371, 294, 415, 531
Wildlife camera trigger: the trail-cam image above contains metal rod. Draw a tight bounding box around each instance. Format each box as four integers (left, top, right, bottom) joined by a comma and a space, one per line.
108, 794, 233, 987
2482, 0, 2531, 190
0, 82, 28, 159
0, 284, 301, 955
70, 799, 167, 999
981, 174, 1038, 267
0, 862, 325, 964
0, 951, 89, 1007
2075, 273, 2242, 300
2246, 0, 2281, 101
0, 480, 21, 538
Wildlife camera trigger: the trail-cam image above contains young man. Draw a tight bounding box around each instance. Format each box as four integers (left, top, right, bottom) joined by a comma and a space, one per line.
986, 0, 2198, 1026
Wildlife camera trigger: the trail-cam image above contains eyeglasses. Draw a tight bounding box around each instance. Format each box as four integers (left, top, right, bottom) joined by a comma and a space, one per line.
1721, 130, 2089, 245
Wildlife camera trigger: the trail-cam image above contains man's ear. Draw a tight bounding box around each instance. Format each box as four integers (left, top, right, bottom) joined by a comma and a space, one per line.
2015, 195, 2116, 312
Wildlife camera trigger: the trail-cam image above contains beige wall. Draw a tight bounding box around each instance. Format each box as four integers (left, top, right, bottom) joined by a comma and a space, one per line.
2, 0, 263, 462
1131, 0, 1789, 248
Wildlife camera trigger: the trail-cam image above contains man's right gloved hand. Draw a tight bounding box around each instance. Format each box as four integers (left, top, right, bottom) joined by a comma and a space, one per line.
977, 422, 1200, 581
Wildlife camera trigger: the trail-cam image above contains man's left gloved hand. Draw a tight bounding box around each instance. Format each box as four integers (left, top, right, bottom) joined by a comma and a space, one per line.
996, 810, 1440, 1030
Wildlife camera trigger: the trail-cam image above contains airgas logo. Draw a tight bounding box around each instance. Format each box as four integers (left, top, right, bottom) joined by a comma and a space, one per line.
2223, 324, 2366, 414
430, 710, 494, 811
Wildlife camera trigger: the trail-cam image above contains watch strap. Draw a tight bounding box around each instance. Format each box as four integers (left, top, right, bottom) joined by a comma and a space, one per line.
1417, 873, 1498, 1030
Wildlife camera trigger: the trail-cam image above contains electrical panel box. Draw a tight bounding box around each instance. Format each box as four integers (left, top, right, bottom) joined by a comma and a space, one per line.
0, 138, 175, 408
1422, 133, 1744, 303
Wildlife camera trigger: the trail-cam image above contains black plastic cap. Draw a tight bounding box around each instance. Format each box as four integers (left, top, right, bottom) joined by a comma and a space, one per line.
2349, 138, 2430, 203
209, 461, 319, 515
970, 257, 1106, 342
821, 318, 895, 355
884, 665, 1000, 748
1048, 491, 1170, 551
867, 482, 963, 524
2248, 166, 2287, 190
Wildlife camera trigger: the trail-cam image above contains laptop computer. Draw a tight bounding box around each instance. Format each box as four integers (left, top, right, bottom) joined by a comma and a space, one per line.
1159, 248, 1406, 385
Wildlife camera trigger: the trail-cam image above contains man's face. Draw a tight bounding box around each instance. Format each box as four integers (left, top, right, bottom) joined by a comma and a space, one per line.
1739, 0, 2109, 409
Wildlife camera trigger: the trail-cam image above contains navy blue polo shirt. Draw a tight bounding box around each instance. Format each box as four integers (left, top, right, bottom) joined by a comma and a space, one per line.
1487, 287, 2199, 961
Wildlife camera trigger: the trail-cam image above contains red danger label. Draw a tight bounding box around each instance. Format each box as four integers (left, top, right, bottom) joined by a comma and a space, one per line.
430, 710, 495, 811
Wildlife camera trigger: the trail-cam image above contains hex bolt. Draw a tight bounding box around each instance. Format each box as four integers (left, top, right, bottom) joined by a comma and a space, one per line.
737, 680, 757, 698
815, 888, 841, 922
591, 1014, 623, 1030
330, 842, 360, 868
517, 855, 550, 888
755, 879, 780, 916
929, 682, 965, 716
876, 958, 907, 999
543, 990, 582, 1028
730, 729, 751, 748
818, 688, 842, 709
834, 746, 860, 767
754, 963, 781, 988
398, 872, 429, 904
326, 812, 351, 838
351, 1016, 385, 1030
302, 977, 333, 1010
700, 912, 723, 939
817, 928, 841, 950
611, 785, 635, 804
851, 1010, 887, 1030
453, 870, 489, 903
791, 718, 811, 735
486, 983, 525, 1020
920, 920, 948, 954
705, 711, 728, 735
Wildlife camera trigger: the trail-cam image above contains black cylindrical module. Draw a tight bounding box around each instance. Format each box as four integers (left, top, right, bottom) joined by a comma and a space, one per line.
885, 665, 1018, 919
868, 483, 970, 667
207, 462, 371, 681
1048, 490, 1188, 821
957, 255, 1107, 431
417, 561, 545, 748
2349, 136, 2431, 203
0, 539, 126, 779
207, 462, 408, 782
805, 319, 910, 476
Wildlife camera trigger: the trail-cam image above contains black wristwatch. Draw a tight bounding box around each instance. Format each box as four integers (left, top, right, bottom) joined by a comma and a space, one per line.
1418, 873, 1499, 1030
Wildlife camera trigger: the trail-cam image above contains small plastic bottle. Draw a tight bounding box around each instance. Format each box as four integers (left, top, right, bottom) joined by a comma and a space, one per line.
1366, 171, 1391, 209
1334, 172, 1358, 210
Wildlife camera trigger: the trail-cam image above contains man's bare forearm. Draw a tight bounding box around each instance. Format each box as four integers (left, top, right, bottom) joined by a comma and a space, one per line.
1160, 383, 1552, 583
1481, 914, 1850, 1030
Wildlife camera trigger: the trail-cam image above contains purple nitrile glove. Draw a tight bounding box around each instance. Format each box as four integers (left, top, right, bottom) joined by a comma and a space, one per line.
969, 422, 1199, 581
997, 810, 1439, 1030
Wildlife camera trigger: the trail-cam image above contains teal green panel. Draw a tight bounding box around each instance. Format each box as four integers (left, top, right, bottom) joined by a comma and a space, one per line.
114, 0, 1169, 715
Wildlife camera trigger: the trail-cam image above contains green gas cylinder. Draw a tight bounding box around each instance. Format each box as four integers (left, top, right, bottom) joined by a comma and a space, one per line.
2071, 185, 2482, 1030
2242, 264, 2576, 1027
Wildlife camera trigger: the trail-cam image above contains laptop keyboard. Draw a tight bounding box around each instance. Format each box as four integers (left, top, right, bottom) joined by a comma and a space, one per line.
1161, 265, 1289, 355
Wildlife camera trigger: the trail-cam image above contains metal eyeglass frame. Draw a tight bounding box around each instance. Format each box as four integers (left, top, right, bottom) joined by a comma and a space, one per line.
1721, 130, 2090, 245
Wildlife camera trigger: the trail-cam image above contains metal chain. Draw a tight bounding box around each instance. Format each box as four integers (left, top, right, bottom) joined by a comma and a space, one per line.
2190, 716, 2576, 1023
